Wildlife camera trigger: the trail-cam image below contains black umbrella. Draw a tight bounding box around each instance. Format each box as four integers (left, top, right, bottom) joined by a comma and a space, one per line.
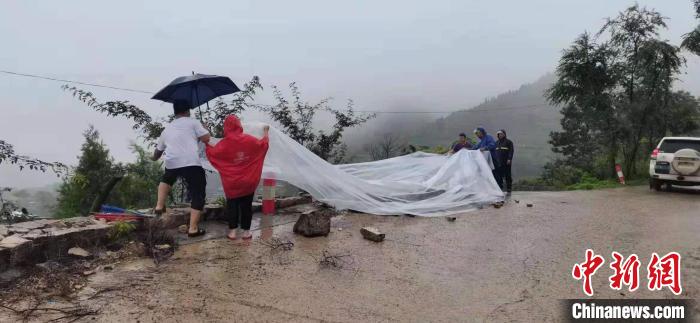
151, 73, 240, 109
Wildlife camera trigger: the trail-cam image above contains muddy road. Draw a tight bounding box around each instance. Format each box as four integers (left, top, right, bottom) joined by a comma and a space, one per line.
3, 186, 699, 322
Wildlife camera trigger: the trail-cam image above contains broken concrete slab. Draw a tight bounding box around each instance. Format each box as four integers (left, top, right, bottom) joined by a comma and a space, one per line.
360, 227, 385, 242
0, 217, 110, 270
68, 247, 91, 258
0, 235, 31, 249
9, 219, 56, 231
293, 209, 332, 237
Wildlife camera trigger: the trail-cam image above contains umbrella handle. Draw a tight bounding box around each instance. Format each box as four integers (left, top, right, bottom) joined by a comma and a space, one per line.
194, 82, 204, 123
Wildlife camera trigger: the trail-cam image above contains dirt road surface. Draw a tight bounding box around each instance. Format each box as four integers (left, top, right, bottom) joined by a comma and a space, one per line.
3, 186, 699, 322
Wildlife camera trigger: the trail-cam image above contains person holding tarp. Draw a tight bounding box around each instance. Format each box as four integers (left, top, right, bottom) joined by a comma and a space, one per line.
447, 132, 472, 156
206, 116, 269, 241
471, 127, 497, 179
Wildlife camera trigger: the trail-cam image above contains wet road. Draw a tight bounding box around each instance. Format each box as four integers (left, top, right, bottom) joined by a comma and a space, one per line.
11, 186, 700, 322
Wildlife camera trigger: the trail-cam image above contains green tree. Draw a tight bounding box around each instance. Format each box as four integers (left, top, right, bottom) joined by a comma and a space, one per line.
110, 144, 163, 209
547, 4, 698, 180
259, 83, 374, 163
56, 126, 116, 217
682, 0, 700, 55
546, 33, 617, 175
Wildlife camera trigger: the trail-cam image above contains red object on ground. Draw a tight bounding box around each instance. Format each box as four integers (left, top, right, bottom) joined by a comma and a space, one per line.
206, 116, 269, 199
94, 213, 143, 222
262, 178, 276, 215
615, 164, 625, 185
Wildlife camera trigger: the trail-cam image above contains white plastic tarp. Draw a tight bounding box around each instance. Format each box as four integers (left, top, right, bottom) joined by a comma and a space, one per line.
204, 123, 504, 217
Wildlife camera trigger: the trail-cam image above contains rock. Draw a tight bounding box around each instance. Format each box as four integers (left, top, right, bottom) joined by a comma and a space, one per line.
514, 200, 520, 203
0, 235, 30, 248
337, 228, 343, 232
82, 270, 95, 276
360, 227, 385, 242
447, 217, 457, 222
68, 247, 91, 258
177, 225, 188, 234
526, 203, 533, 207
0, 225, 8, 237
293, 209, 332, 237
102, 264, 114, 271
36, 260, 63, 272
155, 244, 171, 250
0, 268, 24, 282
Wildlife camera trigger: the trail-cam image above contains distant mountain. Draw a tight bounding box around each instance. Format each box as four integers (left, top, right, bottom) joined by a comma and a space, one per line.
408, 74, 561, 178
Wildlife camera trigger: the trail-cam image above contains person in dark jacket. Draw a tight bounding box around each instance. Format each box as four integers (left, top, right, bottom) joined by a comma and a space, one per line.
495, 129, 514, 192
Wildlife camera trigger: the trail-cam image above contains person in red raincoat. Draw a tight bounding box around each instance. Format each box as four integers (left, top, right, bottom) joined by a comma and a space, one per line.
206, 115, 269, 240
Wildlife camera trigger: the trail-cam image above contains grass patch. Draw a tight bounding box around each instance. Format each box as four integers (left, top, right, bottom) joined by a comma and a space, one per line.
565, 175, 646, 190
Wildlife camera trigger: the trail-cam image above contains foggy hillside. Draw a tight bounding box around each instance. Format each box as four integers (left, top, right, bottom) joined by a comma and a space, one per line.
413, 74, 560, 178
345, 74, 561, 178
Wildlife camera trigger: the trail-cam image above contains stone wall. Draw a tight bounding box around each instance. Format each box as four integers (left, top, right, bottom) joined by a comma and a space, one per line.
1, 196, 313, 271
0, 217, 111, 271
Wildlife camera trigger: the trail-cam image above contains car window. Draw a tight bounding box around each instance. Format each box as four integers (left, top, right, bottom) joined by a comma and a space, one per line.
659, 139, 700, 153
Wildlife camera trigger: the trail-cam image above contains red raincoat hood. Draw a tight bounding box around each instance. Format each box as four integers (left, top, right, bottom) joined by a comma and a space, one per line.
223, 115, 243, 137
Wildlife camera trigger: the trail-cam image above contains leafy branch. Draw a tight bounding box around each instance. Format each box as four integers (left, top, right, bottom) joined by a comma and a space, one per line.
0, 140, 66, 175
61, 85, 165, 142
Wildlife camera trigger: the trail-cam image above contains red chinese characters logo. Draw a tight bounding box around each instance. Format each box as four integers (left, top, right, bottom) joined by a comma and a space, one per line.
647, 252, 682, 295
573, 250, 682, 296
572, 249, 605, 296
609, 252, 640, 292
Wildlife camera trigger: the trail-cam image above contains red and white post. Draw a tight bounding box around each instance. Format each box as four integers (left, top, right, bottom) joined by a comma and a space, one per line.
262, 177, 276, 215
615, 164, 625, 185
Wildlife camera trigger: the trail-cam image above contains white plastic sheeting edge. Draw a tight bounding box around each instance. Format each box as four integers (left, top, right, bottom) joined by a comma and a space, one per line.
203, 123, 504, 217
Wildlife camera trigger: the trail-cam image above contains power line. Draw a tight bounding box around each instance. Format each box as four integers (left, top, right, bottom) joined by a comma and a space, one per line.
0, 70, 154, 94
1, 69, 552, 114
356, 103, 548, 114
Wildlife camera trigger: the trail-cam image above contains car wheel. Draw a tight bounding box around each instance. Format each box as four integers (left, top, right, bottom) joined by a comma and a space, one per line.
650, 178, 663, 191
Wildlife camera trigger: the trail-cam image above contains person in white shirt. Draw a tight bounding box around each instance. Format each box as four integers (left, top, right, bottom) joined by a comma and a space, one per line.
152, 100, 211, 238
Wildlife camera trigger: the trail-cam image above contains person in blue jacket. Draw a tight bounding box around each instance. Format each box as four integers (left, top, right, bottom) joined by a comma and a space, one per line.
471, 127, 498, 178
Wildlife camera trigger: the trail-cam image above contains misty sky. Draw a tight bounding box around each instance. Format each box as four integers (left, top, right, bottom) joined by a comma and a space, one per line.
2, 0, 699, 188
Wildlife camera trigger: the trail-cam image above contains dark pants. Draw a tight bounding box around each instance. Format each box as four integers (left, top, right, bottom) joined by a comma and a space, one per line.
161, 166, 206, 211
226, 194, 254, 230
496, 164, 513, 192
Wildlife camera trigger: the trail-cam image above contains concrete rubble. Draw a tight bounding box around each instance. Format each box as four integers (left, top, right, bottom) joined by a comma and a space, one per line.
68, 247, 91, 258
360, 227, 385, 242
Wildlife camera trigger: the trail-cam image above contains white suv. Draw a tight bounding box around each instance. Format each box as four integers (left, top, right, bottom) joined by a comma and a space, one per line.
649, 137, 700, 190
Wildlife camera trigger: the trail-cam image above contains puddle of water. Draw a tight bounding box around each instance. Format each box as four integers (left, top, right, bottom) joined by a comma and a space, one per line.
177, 213, 300, 245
